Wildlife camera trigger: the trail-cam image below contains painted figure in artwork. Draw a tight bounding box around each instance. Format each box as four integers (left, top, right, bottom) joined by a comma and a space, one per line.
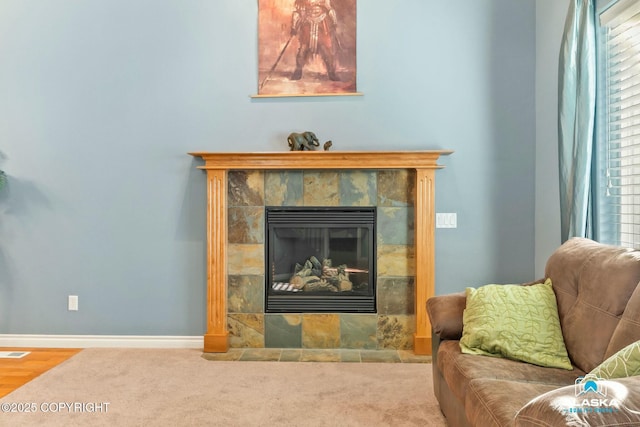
290, 0, 340, 81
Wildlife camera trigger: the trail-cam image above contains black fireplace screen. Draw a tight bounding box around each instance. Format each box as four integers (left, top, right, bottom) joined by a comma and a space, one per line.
265, 207, 376, 313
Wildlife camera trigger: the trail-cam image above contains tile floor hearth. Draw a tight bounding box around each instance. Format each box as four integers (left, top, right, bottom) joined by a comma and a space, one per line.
201, 348, 432, 363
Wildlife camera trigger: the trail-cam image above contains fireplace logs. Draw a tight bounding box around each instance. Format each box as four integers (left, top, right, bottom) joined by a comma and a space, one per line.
288, 256, 363, 292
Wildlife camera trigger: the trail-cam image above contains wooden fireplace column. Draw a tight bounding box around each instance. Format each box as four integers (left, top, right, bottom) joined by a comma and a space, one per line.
189, 150, 452, 355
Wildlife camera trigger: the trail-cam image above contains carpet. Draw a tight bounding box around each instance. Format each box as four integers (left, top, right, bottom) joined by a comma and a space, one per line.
0, 348, 446, 427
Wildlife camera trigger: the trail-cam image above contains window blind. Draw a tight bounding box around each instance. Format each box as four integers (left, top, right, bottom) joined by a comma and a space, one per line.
599, 0, 640, 248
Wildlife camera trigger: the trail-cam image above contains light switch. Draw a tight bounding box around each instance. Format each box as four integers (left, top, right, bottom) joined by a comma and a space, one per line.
436, 213, 457, 229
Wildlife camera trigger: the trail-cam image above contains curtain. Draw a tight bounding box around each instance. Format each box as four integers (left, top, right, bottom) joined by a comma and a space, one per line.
558, 0, 597, 243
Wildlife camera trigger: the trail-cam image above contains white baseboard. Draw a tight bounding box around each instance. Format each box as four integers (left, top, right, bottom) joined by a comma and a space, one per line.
0, 334, 204, 349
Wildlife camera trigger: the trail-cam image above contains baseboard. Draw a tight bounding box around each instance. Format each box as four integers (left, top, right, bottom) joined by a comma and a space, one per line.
0, 334, 204, 349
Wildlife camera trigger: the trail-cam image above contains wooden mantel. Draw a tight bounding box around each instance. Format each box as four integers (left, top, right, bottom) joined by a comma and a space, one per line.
189, 150, 452, 355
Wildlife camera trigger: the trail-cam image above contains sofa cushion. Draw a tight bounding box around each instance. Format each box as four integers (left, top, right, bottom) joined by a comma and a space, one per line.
465, 379, 559, 427
460, 280, 572, 370
590, 340, 640, 379
606, 285, 640, 358
545, 237, 640, 372
437, 340, 583, 404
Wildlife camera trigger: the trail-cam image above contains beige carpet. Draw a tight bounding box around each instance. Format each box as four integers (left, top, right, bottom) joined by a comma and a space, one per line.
0, 348, 446, 427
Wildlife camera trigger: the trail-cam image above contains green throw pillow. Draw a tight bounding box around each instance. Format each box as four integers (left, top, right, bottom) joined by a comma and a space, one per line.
460, 279, 573, 370
589, 340, 640, 379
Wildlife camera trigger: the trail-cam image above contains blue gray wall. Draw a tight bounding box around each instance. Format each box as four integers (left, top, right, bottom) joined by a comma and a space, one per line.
535, 0, 569, 276
0, 0, 540, 336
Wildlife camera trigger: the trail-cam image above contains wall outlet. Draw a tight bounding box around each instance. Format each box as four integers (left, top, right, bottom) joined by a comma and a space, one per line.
68, 295, 78, 311
436, 213, 457, 229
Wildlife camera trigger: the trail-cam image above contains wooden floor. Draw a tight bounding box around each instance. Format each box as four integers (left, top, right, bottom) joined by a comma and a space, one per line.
0, 348, 82, 398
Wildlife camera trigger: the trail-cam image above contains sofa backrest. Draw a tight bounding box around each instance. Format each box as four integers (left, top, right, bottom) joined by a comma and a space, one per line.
606, 282, 640, 359
545, 237, 640, 372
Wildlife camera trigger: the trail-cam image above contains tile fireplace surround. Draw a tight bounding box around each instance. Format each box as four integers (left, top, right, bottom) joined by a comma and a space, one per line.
189, 151, 451, 355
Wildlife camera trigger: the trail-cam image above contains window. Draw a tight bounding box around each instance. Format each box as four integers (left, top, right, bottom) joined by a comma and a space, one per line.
596, 0, 640, 247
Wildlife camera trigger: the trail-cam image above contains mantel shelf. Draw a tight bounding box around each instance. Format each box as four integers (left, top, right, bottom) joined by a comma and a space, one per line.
189, 149, 453, 355
189, 150, 453, 170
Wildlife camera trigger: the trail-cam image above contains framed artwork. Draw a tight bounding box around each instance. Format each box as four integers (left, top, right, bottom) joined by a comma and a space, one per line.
255, 0, 359, 97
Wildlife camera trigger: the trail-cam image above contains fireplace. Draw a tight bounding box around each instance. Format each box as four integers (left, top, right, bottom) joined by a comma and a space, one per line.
265, 207, 376, 313
189, 150, 452, 354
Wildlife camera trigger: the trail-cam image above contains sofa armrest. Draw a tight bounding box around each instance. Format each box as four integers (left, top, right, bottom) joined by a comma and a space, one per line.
426, 291, 466, 340
515, 377, 640, 426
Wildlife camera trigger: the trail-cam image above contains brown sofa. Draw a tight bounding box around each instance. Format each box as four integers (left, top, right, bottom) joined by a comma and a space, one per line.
427, 237, 640, 426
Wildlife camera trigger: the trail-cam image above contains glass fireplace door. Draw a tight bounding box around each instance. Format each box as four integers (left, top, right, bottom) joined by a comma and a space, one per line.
265, 207, 376, 313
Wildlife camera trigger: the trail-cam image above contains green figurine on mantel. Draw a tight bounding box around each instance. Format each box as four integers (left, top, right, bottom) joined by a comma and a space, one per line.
287, 131, 333, 151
